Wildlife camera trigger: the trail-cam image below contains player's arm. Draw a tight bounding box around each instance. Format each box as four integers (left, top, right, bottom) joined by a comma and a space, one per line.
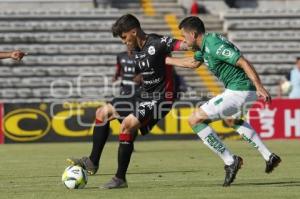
236, 57, 271, 103
133, 74, 143, 85
161, 36, 191, 52
113, 56, 122, 82
172, 40, 190, 51
212, 39, 271, 102
0, 50, 26, 60
165, 56, 202, 68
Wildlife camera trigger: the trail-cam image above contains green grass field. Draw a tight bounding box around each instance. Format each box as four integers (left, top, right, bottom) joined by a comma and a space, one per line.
0, 140, 299, 199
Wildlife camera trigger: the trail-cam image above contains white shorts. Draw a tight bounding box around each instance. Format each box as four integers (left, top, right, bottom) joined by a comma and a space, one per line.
201, 89, 257, 120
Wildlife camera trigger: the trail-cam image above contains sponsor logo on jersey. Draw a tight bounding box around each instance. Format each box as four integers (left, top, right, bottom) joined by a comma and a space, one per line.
140, 101, 157, 110
148, 46, 156, 55
142, 71, 155, 75
160, 36, 168, 43
216, 45, 234, 58
216, 44, 225, 55
139, 109, 146, 117
127, 60, 134, 64
166, 37, 173, 47
135, 53, 146, 59
140, 54, 146, 58
143, 78, 161, 85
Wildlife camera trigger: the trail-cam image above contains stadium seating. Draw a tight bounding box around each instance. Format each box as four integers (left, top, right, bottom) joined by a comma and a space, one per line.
0, 0, 224, 102
1, 0, 297, 101
223, 8, 300, 96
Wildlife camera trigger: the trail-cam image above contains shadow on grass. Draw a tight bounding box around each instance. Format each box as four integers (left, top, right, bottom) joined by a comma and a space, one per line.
6, 169, 202, 180
234, 180, 300, 187
94, 169, 203, 176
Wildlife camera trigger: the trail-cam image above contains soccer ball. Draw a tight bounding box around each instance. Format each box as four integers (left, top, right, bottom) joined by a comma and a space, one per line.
281, 81, 293, 95
62, 165, 88, 189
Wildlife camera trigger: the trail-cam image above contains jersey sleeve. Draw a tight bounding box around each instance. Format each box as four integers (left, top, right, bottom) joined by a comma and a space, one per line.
194, 51, 204, 62
212, 41, 241, 66
115, 54, 122, 78
157, 35, 179, 54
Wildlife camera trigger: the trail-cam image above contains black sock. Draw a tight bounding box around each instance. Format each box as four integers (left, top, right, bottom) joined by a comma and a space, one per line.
89, 119, 110, 166
115, 134, 134, 180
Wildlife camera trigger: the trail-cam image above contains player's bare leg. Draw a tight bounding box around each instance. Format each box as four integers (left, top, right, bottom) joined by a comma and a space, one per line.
67, 103, 119, 175
101, 114, 141, 189
189, 108, 243, 187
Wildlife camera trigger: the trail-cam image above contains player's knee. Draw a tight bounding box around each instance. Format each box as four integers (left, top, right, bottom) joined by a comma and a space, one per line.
95, 105, 111, 121
119, 116, 139, 142
188, 115, 204, 127
188, 108, 209, 127
121, 115, 139, 134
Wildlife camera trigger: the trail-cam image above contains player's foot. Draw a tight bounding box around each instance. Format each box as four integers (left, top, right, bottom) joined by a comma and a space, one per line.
223, 155, 243, 187
265, 153, 281, 174
101, 177, 128, 189
66, 156, 98, 175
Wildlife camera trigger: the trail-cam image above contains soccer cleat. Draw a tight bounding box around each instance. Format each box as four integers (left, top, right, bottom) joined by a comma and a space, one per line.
101, 177, 128, 189
66, 156, 98, 175
265, 153, 281, 174
223, 155, 243, 187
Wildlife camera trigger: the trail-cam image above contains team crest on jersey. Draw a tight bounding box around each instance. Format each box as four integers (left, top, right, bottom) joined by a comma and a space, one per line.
222, 49, 233, 57
148, 46, 156, 55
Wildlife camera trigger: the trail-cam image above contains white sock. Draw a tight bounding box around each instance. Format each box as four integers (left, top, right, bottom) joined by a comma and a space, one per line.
193, 123, 234, 165
235, 121, 271, 161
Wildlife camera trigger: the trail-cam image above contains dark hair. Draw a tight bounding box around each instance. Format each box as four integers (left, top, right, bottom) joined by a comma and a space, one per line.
111, 14, 141, 37
297, 57, 300, 60
178, 16, 205, 34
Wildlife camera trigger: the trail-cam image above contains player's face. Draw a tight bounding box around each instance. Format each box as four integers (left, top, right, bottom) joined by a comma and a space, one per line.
120, 29, 138, 50
181, 28, 198, 51
181, 28, 198, 50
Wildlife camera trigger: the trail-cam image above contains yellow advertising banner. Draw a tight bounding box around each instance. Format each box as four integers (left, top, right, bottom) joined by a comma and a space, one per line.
3, 102, 238, 143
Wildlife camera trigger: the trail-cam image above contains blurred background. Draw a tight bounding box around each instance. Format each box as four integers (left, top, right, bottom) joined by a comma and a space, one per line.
0, 0, 299, 143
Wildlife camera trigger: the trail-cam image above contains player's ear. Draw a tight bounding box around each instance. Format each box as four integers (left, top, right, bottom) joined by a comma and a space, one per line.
193, 32, 198, 39
131, 28, 137, 36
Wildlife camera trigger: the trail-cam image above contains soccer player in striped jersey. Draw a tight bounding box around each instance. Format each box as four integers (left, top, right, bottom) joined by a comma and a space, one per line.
67, 14, 188, 189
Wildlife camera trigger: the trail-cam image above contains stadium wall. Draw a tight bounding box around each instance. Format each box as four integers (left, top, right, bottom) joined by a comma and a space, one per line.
1, 99, 300, 143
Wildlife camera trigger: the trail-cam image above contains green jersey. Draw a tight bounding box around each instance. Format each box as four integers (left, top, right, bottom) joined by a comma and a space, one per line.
194, 33, 255, 91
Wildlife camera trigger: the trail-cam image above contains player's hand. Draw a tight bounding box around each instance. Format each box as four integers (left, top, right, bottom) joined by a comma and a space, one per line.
10, 50, 27, 61
256, 86, 272, 103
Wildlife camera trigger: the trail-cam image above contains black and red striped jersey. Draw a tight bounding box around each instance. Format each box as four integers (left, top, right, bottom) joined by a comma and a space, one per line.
134, 34, 178, 98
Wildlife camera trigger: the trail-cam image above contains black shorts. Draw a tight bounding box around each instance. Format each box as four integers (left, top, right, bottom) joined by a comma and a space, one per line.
110, 93, 174, 135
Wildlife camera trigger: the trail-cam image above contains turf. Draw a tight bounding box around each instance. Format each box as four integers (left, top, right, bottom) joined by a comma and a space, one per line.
0, 140, 299, 199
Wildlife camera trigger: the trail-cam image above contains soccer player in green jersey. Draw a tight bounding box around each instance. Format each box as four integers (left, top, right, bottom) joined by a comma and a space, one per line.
0, 50, 26, 60
166, 16, 281, 186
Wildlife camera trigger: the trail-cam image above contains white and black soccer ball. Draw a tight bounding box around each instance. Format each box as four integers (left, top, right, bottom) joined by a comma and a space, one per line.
62, 165, 88, 189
